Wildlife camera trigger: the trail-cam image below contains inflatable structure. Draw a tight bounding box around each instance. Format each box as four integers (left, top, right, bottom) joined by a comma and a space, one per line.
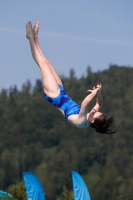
0, 190, 12, 198
23, 172, 46, 200
23, 171, 91, 200
72, 171, 91, 200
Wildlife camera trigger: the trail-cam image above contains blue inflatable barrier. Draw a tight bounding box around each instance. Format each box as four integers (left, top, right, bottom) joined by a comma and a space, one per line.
23, 172, 46, 200
0, 190, 12, 198
72, 171, 91, 200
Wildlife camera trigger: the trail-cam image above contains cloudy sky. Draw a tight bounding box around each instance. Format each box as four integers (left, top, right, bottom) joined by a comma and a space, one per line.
0, 1, 133, 90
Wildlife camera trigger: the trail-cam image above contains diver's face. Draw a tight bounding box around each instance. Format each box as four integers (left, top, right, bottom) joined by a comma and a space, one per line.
87, 111, 103, 123
93, 112, 103, 120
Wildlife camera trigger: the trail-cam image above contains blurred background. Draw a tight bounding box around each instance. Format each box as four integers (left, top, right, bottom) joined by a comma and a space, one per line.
0, 0, 133, 90
1, 1, 133, 200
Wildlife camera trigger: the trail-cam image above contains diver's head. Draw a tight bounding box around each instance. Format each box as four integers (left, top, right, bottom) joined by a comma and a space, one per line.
89, 112, 117, 134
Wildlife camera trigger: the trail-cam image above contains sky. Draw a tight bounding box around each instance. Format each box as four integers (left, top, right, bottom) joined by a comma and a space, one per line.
0, 0, 133, 90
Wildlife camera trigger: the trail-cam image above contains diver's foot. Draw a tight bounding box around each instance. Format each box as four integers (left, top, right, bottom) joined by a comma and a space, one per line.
26, 21, 34, 39
33, 22, 39, 38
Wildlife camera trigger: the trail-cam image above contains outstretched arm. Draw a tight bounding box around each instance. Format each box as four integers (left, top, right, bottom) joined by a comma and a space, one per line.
94, 91, 103, 110
79, 87, 100, 117
78, 84, 102, 117
92, 84, 103, 111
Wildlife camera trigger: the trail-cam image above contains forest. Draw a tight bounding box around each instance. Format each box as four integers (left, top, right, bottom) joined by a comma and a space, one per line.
0, 64, 133, 200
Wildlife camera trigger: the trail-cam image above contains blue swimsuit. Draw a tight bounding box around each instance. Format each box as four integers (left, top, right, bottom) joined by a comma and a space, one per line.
44, 85, 81, 120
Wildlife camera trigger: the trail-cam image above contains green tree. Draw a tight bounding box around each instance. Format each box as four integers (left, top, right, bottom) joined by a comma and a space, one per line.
8, 182, 27, 200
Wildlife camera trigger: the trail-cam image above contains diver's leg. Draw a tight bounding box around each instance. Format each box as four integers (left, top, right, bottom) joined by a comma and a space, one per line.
33, 22, 63, 86
26, 21, 60, 97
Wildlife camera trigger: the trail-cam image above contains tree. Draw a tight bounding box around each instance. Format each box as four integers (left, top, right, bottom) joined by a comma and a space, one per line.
8, 182, 27, 200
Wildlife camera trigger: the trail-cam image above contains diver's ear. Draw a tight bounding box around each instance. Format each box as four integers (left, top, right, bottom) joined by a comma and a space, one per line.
91, 119, 94, 123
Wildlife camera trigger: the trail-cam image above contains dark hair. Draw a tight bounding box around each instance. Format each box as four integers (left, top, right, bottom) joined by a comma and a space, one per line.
89, 114, 117, 134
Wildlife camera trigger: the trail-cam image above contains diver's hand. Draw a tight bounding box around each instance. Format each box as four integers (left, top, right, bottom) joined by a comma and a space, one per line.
95, 83, 102, 91
87, 83, 102, 95
87, 87, 99, 95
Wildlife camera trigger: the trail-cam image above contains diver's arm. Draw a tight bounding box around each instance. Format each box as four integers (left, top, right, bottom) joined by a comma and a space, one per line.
78, 88, 99, 116
92, 90, 103, 111
91, 84, 103, 111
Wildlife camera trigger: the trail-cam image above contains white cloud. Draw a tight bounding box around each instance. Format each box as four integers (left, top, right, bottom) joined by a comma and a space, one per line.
0, 27, 133, 47
0, 27, 24, 34
40, 31, 133, 46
